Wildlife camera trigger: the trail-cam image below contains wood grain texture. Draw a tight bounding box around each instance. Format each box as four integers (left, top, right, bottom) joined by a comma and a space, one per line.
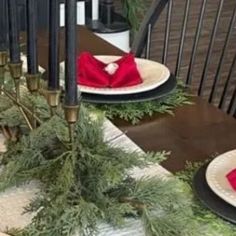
114, 97, 236, 172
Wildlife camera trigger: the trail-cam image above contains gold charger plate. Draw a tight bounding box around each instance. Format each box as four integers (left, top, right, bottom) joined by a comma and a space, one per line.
60, 55, 170, 95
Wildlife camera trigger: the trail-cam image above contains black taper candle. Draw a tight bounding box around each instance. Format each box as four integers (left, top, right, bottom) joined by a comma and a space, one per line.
0, 0, 8, 51
26, 0, 38, 74
48, 0, 60, 90
65, 0, 78, 106
8, 0, 21, 63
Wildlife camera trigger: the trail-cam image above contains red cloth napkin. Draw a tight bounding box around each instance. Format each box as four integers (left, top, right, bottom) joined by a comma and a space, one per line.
226, 169, 236, 190
77, 52, 143, 88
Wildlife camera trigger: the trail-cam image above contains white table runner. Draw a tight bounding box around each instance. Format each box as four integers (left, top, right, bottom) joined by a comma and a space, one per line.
0, 119, 170, 235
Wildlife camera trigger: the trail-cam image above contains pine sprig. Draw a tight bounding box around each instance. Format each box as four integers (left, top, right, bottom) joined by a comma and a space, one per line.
176, 161, 236, 236
121, 0, 147, 31
87, 84, 192, 124
0, 56, 232, 236
0, 103, 197, 236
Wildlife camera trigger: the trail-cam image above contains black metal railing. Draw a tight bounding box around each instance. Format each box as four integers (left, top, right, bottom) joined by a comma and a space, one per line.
132, 0, 236, 117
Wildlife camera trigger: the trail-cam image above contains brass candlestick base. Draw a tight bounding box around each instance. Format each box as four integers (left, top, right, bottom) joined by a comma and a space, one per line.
46, 90, 61, 115
0, 66, 5, 77
9, 62, 23, 79
0, 51, 8, 66
25, 73, 41, 93
64, 105, 79, 143
0, 66, 5, 95
25, 73, 41, 129
8, 61, 36, 130
9, 62, 23, 102
0, 51, 8, 95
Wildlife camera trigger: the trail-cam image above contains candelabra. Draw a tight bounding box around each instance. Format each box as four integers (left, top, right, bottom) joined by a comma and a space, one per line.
0, 51, 7, 94
0, 53, 43, 131
0, 0, 80, 145
0, 55, 79, 146
0, 53, 79, 144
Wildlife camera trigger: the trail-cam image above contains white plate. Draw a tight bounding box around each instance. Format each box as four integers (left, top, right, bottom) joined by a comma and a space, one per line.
206, 149, 236, 207
60, 55, 170, 95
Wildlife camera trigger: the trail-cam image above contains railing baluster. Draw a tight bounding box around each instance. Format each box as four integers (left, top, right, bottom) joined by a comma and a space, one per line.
145, 24, 152, 59
227, 87, 236, 116
219, 54, 236, 109
131, 0, 169, 57
162, 0, 172, 64
186, 0, 207, 85
208, 6, 236, 103
175, 0, 191, 77
198, 0, 224, 96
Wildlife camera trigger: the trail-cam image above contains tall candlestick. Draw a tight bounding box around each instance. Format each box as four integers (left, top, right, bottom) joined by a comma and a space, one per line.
8, 0, 21, 63
26, 0, 38, 74
48, 0, 60, 90
0, 0, 8, 52
65, 0, 78, 106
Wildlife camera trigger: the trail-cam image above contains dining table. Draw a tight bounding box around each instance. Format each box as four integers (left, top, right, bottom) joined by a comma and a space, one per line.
26, 25, 236, 173
0, 25, 235, 236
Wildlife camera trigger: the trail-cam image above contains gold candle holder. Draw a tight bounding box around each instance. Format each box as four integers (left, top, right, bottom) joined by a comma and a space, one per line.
25, 73, 41, 129
8, 62, 23, 79
46, 90, 61, 116
8, 61, 35, 130
0, 51, 8, 66
0, 51, 8, 95
64, 104, 79, 143
25, 73, 41, 93
8, 62, 23, 102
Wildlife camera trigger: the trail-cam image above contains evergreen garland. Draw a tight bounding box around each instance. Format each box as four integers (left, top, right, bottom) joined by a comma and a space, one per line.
0, 95, 235, 235
0, 77, 233, 236
121, 0, 147, 31
177, 161, 236, 236
0, 95, 197, 235
2, 71, 192, 125
87, 83, 192, 124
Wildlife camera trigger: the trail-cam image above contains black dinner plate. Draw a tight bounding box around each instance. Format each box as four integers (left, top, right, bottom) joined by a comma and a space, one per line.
193, 163, 236, 224
81, 74, 177, 104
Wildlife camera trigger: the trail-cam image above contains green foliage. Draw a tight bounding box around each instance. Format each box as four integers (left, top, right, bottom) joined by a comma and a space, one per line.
0, 105, 24, 127
0, 102, 197, 236
121, 0, 148, 31
177, 161, 236, 236
0, 95, 13, 112
88, 84, 192, 124
0, 92, 50, 129
0, 83, 233, 236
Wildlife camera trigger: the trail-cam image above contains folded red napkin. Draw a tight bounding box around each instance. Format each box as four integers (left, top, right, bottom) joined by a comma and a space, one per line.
77, 52, 143, 88
226, 169, 236, 190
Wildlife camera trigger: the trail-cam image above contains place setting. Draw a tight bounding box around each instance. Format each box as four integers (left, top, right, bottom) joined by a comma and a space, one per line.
193, 149, 236, 224
60, 51, 176, 104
